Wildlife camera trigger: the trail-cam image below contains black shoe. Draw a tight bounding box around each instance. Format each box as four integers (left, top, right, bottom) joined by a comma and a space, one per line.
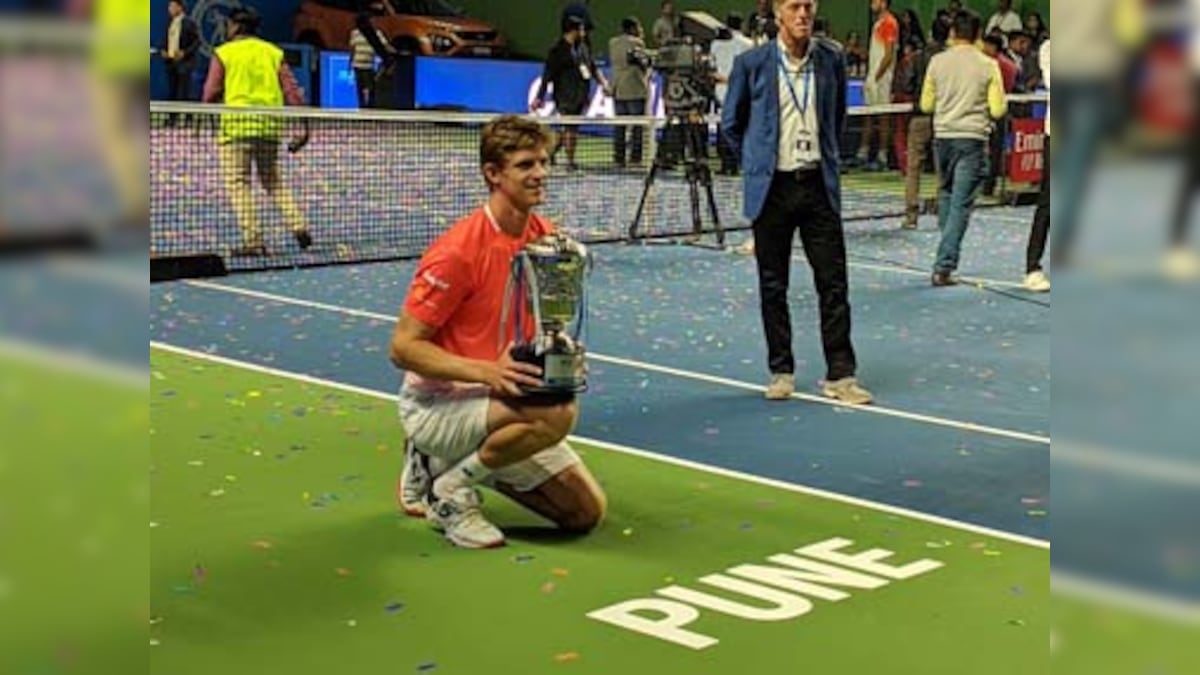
293, 229, 313, 250
931, 271, 957, 287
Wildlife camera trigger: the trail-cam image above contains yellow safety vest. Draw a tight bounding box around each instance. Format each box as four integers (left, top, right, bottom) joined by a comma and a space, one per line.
94, 0, 150, 77
214, 37, 286, 143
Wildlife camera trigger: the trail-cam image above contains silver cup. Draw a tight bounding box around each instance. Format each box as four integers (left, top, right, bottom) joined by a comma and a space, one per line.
501, 232, 590, 394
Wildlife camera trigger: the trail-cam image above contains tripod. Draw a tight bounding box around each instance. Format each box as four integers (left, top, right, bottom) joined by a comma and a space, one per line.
628, 114, 725, 248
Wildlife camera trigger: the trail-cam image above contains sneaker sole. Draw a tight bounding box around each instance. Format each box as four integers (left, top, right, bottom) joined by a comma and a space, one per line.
427, 519, 505, 549
823, 390, 873, 405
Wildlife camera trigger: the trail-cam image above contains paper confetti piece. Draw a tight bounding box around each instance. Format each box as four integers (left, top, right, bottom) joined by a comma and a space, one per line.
1027, 510, 1047, 517
1007, 619, 1026, 627
541, 582, 556, 594
247, 391, 262, 398
150, 521, 160, 529
416, 662, 437, 672
149, 616, 163, 625
150, 639, 161, 647
335, 568, 353, 577
513, 554, 535, 564
224, 475, 238, 482
1020, 497, 1043, 505
345, 619, 358, 628
924, 540, 952, 549
622, 528, 634, 536
551, 568, 569, 578
208, 488, 225, 497
984, 550, 1003, 557
903, 479, 923, 488
554, 652, 581, 663
250, 540, 273, 550
385, 602, 405, 613
186, 460, 204, 467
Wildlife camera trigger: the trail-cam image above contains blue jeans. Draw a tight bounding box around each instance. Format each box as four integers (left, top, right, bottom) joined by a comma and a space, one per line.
934, 138, 988, 273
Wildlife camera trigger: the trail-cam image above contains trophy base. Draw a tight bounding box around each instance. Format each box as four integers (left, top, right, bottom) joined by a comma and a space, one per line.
510, 344, 587, 397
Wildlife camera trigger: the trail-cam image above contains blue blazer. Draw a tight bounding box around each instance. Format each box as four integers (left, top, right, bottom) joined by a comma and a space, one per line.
720, 38, 847, 222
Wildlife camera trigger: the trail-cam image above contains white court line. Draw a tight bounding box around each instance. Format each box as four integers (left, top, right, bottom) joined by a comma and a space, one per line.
0, 337, 148, 390
847, 261, 1028, 290
149, 340, 1050, 550
179, 279, 1051, 446
1053, 442, 1200, 488
1052, 571, 1200, 625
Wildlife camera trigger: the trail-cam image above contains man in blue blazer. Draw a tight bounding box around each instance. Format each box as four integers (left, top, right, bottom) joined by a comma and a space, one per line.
721, 0, 872, 404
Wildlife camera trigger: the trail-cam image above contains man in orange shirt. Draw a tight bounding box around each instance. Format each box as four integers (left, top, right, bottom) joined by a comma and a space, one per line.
857, 0, 899, 169
389, 115, 606, 549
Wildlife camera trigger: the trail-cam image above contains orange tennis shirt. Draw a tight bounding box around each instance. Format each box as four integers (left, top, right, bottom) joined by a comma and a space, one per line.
403, 205, 555, 389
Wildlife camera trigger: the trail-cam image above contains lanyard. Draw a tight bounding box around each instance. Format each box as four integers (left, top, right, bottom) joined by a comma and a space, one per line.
776, 44, 812, 118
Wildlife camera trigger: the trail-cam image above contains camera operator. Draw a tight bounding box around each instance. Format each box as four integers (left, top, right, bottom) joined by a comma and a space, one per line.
609, 17, 650, 168
712, 13, 753, 175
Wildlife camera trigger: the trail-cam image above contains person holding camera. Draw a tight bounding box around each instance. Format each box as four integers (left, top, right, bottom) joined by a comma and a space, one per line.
201, 8, 312, 256
721, 0, 873, 405
608, 17, 650, 168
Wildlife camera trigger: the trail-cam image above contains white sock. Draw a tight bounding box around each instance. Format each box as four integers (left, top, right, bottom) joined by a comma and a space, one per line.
432, 452, 491, 500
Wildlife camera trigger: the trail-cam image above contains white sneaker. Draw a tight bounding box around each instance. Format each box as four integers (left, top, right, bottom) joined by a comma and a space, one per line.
397, 439, 431, 517
764, 373, 795, 400
822, 377, 874, 405
1022, 270, 1051, 292
1164, 247, 1200, 280
733, 239, 756, 256
426, 487, 505, 549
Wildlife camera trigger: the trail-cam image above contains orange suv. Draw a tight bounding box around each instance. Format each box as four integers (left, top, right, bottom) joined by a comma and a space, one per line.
294, 0, 507, 57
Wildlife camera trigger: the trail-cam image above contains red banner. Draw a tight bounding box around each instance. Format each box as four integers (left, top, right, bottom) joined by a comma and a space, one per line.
1008, 118, 1045, 184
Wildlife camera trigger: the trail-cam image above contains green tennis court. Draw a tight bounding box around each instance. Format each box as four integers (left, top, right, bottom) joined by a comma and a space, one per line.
150, 347, 1046, 674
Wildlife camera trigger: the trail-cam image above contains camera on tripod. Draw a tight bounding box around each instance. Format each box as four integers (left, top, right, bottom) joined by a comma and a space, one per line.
631, 12, 731, 117
626, 12, 732, 247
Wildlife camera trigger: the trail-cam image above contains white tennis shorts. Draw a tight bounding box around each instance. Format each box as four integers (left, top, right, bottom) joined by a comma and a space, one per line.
863, 76, 894, 107
398, 386, 581, 492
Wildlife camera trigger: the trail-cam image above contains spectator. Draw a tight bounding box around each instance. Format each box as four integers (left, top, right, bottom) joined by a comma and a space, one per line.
899, 8, 926, 52
747, 0, 777, 44
160, 0, 199, 127
653, 0, 681, 47
920, 10, 1008, 286
1023, 38, 1051, 291
201, 8, 312, 256
901, 11, 949, 229
1009, 30, 1041, 91
858, 0, 899, 170
712, 12, 754, 174
986, 0, 1023, 36
532, 16, 610, 171
845, 30, 868, 77
349, 17, 392, 109
983, 34, 1019, 93
608, 17, 650, 168
1024, 11, 1050, 48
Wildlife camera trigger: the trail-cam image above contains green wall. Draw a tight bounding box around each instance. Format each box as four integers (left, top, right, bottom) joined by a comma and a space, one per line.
452, 1, 1050, 61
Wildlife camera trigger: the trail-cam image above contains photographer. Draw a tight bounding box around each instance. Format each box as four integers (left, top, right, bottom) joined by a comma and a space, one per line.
608, 17, 650, 168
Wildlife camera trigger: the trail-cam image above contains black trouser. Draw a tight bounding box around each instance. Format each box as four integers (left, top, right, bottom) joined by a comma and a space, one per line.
612, 98, 645, 165
165, 64, 193, 126
1027, 144, 1050, 273
1171, 80, 1200, 246
354, 68, 375, 109
754, 169, 857, 380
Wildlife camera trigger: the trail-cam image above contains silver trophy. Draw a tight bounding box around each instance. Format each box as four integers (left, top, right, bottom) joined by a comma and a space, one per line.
500, 232, 591, 394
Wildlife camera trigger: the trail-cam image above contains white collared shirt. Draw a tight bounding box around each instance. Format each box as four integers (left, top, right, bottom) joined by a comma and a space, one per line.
168, 15, 183, 58
776, 37, 821, 170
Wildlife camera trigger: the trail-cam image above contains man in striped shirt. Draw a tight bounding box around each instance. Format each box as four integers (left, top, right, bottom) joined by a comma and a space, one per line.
920, 10, 1008, 286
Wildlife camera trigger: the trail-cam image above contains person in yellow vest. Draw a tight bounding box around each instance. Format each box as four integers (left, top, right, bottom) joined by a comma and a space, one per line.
201, 8, 312, 256
86, 0, 150, 231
